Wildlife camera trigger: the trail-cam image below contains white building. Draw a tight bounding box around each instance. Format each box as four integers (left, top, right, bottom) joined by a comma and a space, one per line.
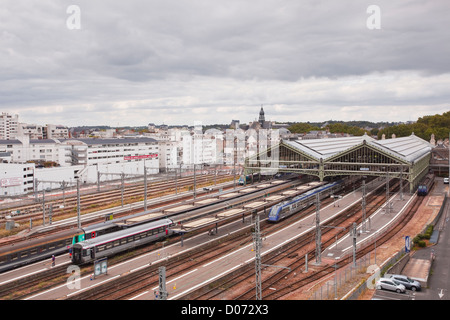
0, 136, 61, 164
44, 124, 69, 139
18, 123, 44, 139
0, 162, 35, 196
61, 137, 159, 168
0, 112, 19, 140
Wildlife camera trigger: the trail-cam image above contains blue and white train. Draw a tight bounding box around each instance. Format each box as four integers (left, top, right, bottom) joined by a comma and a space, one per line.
267, 181, 343, 222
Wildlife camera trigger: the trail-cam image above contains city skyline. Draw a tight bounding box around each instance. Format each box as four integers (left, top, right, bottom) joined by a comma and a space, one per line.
1, 1, 449, 127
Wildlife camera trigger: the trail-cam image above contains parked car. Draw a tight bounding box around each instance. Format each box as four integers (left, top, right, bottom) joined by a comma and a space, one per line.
389, 274, 421, 291
444, 177, 449, 184
376, 278, 406, 293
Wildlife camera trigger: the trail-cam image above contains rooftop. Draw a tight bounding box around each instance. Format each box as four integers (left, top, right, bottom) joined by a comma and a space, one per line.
283, 133, 433, 163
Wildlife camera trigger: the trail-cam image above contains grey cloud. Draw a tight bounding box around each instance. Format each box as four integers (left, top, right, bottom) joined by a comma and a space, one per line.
1, 0, 449, 126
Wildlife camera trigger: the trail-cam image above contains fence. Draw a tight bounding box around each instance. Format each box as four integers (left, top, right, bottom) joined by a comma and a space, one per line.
308, 252, 373, 300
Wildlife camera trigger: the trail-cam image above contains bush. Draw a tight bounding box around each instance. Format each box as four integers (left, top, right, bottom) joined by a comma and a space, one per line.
424, 225, 434, 239
417, 240, 427, 248
413, 235, 424, 244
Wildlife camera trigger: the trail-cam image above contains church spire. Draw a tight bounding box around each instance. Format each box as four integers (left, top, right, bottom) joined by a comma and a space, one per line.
258, 104, 265, 126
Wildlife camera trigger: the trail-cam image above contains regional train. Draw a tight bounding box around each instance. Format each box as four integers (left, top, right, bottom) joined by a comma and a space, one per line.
71, 218, 174, 265
267, 181, 343, 222
417, 173, 435, 196
0, 222, 121, 273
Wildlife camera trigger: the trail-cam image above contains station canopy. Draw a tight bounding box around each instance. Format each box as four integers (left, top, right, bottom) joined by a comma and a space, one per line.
244, 133, 434, 192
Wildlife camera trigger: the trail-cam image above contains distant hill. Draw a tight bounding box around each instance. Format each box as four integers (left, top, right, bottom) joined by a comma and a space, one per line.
288, 120, 398, 136
377, 111, 450, 141
287, 112, 450, 141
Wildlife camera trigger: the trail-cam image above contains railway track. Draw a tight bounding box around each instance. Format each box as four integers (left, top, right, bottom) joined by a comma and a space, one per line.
262, 183, 421, 300
185, 182, 394, 300
0, 173, 227, 224
65, 197, 338, 300
0, 176, 296, 250
0, 178, 300, 299
3, 177, 395, 300
63, 179, 388, 300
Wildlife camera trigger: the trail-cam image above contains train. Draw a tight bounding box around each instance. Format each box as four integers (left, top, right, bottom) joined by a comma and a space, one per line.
417, 173, 435, 196
0, 221, 122, 273
0, 228, 82, 273
71, 218, 174, 265
417, 185, 428, 196
238, 174, 253, 185
267, 181, 343, 222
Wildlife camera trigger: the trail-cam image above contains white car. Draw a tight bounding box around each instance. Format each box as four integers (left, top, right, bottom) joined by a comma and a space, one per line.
444, 177, 449, 184
376, 278, 406, 293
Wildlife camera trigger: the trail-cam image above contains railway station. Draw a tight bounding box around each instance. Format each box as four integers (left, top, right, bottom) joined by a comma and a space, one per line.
0, 133, 447, 301
244, 133, 434, 193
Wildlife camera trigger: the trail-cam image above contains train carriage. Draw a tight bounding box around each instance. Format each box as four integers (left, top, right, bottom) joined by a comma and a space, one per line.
0, 220, 123, 273
0, 228, 84, 273
268, 181, 343, 222
71, 218, 174, 265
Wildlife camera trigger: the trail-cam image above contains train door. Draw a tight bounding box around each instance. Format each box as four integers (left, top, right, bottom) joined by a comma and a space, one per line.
72, 246, 82, 264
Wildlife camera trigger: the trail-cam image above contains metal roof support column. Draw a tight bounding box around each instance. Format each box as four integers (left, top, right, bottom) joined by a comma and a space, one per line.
400, 165, 404, 201
409, 163, 415, 194
319, 158, 324, 182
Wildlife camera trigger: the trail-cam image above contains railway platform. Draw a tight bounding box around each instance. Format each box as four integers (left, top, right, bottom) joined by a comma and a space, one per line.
322, 184, 415, 263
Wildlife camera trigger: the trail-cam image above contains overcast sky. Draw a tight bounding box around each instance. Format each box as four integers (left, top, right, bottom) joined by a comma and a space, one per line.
1, 1, 449, 127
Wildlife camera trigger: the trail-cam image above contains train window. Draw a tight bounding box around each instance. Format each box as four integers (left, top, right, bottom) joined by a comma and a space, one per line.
113, 240, 120, 247
120, 238, 127, 245
106, 242, 112, 250
10, 253, 19, 261
97, 245, 106, 252
127, 235, 134, 242
30, 248, 38, 256
0, 255, 7, 264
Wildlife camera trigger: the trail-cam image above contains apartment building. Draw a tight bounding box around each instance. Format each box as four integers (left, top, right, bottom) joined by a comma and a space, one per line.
43, 124, 69, 139
62, 137, 159, 168
0, 113, 19, 140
